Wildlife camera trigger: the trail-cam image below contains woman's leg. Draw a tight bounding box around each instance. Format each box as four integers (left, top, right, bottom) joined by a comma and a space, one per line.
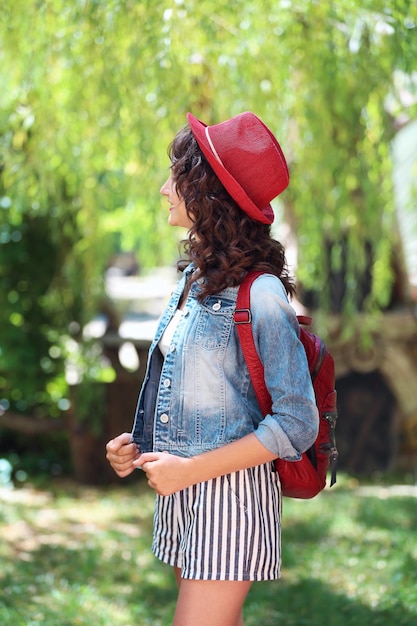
172, 576, 251, 626
173, 566, 182, 589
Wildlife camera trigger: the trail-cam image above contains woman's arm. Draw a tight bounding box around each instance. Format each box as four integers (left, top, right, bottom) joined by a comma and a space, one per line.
250, 275, 319, 459
135, 433, 276, 496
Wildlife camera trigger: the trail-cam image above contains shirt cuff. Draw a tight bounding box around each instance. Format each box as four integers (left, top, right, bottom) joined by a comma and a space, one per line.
254, 415, 302, 461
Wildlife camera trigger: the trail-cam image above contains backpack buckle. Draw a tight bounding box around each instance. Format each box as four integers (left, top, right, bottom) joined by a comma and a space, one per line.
234, 308, 252, 324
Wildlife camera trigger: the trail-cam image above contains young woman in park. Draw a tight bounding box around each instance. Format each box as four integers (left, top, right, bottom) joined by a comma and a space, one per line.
106, 111, 318, 626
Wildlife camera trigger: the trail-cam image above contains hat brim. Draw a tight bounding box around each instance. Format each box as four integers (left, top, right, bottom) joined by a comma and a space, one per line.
187, 113, 274, 224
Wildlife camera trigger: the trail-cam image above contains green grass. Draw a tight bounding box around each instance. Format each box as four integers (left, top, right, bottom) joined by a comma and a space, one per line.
1, 474, 416, 626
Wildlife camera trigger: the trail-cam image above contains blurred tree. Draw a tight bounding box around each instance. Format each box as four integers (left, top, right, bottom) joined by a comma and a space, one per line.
277, 1, 417, 319
0, 0, 416, 426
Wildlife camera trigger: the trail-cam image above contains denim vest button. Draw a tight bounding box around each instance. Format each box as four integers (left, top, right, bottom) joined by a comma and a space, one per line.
163, 378, 171, 388
212, 301, 221, 311
160, 413, 169, 423
169, 343, 176, 353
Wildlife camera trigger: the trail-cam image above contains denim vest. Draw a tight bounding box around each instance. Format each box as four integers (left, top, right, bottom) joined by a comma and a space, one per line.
131, 265, 318, 461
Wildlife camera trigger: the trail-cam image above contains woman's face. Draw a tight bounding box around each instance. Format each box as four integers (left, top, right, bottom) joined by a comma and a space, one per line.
160, 174, 194, 229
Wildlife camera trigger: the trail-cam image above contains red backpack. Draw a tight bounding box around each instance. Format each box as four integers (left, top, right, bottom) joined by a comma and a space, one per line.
235, 271, 338, 499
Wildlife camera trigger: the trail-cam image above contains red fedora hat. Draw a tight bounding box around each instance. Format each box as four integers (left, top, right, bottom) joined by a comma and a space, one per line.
187, 111, 289, 224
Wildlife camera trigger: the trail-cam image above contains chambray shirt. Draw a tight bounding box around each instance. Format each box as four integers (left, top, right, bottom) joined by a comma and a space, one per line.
131, 264, 318, 461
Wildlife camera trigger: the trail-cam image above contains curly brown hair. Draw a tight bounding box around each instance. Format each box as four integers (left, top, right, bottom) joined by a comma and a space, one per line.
169, 124, 295, 300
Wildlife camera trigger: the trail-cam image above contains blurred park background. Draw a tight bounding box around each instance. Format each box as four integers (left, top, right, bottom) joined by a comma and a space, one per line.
1, 0, 417, 624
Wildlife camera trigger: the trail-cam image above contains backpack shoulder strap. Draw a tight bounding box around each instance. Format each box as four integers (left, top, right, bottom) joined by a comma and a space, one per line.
234, 271, 272, 417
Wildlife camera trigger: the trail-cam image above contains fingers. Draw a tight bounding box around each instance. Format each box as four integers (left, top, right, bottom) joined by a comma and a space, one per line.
133, 454, 153, 468
107, 442, 138, 460
106, 432, 132, 452
105, 432, 140, 478
133, 451, 168, 468
106, 445, 139, 468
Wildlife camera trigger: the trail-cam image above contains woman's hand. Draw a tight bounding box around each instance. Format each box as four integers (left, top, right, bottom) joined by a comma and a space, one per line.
106, 432, 140, 478
134, 452, 193, 496
134, 433, 277, 496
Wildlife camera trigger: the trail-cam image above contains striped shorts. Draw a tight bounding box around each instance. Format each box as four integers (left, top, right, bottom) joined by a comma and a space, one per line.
152, 462, 282, 581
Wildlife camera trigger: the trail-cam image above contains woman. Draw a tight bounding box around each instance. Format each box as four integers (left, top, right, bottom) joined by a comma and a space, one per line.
106, 111, 318, 626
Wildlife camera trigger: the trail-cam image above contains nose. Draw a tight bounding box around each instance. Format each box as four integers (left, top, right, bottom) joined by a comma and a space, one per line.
160, 175, 171, 196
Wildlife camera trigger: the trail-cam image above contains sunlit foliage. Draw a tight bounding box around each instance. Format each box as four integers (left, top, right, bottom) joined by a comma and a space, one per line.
0, 0, 416, 418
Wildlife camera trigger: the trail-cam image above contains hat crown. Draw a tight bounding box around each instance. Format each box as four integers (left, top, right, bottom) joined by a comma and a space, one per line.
187, 112, 289, 224
207, 112, 289, 209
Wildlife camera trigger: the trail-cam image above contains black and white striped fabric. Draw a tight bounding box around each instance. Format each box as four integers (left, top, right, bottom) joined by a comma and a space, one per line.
152, 463, 282, 581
